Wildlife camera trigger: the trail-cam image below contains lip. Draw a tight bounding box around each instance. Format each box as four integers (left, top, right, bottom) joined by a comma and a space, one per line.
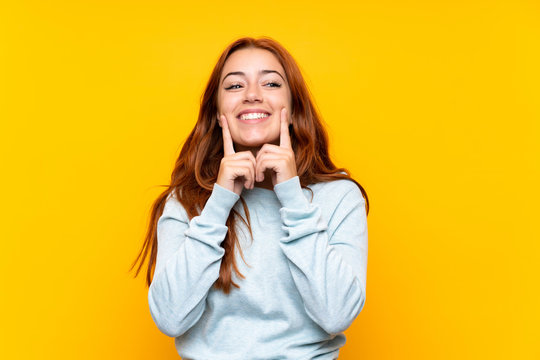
236, 108, 272, 119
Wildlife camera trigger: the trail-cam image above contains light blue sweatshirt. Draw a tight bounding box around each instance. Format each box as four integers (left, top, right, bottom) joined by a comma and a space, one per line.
148, 175, 368, 360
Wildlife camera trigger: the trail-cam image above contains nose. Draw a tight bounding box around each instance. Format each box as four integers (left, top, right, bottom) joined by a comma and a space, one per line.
243, 83, 262, 103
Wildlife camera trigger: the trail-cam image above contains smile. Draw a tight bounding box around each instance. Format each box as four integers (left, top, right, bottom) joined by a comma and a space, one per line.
239, 113, 270, 120
238, 113, 271, 123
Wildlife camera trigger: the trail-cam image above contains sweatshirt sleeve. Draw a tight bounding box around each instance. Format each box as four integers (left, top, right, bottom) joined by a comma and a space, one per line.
273, 176, 368, 335
148, 183, 239, 338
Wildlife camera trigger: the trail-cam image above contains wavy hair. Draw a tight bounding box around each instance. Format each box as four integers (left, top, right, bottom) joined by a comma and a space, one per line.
130, 36, 370, 294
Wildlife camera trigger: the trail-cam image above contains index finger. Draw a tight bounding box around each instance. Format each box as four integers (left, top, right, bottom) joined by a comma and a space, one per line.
279, 107, 292, 149
221, 115, 235, 155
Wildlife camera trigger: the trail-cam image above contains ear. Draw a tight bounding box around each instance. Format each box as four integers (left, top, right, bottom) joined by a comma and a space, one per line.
217, 114, 222, 128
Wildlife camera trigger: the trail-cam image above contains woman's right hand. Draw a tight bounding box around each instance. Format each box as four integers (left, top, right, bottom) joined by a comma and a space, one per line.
216, 115, 256, 195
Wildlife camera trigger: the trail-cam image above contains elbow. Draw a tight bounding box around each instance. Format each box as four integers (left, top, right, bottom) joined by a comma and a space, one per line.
321, 290, 366, 335
160, 326, 184, 339
155, 319, 185, 338
318, 315, 351, 335
148, 287, 186, 338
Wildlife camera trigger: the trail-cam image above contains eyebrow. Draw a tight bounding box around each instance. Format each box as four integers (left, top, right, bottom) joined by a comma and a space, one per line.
221, 70, 285, 84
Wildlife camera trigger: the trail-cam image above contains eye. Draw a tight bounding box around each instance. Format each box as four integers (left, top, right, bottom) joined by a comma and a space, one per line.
265, 82, 282, 88
225, 83, 242, 90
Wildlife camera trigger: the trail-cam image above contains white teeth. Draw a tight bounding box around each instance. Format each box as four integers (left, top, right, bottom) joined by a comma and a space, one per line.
240, 113, 270, 120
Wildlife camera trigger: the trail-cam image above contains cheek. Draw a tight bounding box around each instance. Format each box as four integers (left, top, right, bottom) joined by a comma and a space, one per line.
217, 93, 231, 109
270, 117, 282, 134
220, 98, 240, 115
274, 92, 291, 109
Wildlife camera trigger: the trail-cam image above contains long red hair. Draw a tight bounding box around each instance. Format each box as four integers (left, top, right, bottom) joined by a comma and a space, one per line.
130, 36, 369, 294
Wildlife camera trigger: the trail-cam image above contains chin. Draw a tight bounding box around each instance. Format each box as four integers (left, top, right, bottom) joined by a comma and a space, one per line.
236, 136, 277, 148
237, 140, 266, 148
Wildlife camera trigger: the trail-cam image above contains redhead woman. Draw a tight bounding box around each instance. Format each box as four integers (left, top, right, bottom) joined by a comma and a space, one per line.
131, 36, 369, 360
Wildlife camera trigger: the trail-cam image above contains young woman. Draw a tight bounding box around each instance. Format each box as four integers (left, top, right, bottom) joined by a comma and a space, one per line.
131, 36, 370, 360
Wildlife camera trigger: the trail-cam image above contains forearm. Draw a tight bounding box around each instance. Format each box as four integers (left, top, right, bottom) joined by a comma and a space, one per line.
274, 176, 368, 335
148, 183, 239, 337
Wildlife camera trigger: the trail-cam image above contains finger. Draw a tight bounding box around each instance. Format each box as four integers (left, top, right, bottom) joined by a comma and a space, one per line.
232, 151, 257, 169
255, 148, 273, 176
256, 156, 281, 183
246, 163, 255, 189
245, 151, 257, 179
233, 160, 255, 177
256, 154, 282, 182
231, 163, 254, 189
237, 159, 256, 189
221, 115, 235, 156
226, 152, 256, 188
250, 162, 256, 189
255, 143, 284, 163
247, 152, 257, 188
241, 169, 252, 190
271, 171, 277, 186
236, 151, 257, 187
279, 107, 292, 149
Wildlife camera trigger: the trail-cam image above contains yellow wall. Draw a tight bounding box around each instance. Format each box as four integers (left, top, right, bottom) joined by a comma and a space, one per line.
1, 0, 538, 358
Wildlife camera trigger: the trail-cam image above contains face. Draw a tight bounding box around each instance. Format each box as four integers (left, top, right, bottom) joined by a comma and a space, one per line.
217, 48, 292, 151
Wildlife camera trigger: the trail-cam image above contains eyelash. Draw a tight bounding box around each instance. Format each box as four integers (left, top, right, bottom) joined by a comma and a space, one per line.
225, 82, 282, 90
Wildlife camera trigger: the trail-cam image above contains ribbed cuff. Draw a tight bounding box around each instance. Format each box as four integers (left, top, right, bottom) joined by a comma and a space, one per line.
199, 183, 240, 224
273, 176, 310, 210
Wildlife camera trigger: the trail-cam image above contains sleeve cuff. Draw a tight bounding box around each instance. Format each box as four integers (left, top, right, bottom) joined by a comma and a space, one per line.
273, 176, 311, 210
199, 183, 240, 224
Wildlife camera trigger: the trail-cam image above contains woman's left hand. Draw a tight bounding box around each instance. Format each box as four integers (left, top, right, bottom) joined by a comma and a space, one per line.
255, 107, 297, 186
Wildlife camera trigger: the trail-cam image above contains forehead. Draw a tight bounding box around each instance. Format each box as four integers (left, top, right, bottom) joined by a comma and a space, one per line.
221, 48, 285, 77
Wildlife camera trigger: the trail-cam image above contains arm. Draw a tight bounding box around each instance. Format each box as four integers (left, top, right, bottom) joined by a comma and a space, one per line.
148, 183, 239, 337
274, 176, 368, 335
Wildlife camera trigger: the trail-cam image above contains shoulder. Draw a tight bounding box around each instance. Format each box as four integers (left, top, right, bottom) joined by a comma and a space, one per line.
306, 178, 366, 232
160, 188, 189, 223
309, 177, 365, 207
309, 175, 363, 197
311, 177, 358, 192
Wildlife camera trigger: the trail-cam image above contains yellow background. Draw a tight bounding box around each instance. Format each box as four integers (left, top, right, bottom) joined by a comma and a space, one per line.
1, 0, 538, 359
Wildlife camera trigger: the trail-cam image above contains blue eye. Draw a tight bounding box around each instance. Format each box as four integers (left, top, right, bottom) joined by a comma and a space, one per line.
225, 84, 242, 90
225, 82, 281, 90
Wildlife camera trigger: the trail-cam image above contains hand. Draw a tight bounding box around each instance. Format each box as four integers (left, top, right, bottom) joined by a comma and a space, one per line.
216, 114, 257, 195
255, 107, 297, 186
